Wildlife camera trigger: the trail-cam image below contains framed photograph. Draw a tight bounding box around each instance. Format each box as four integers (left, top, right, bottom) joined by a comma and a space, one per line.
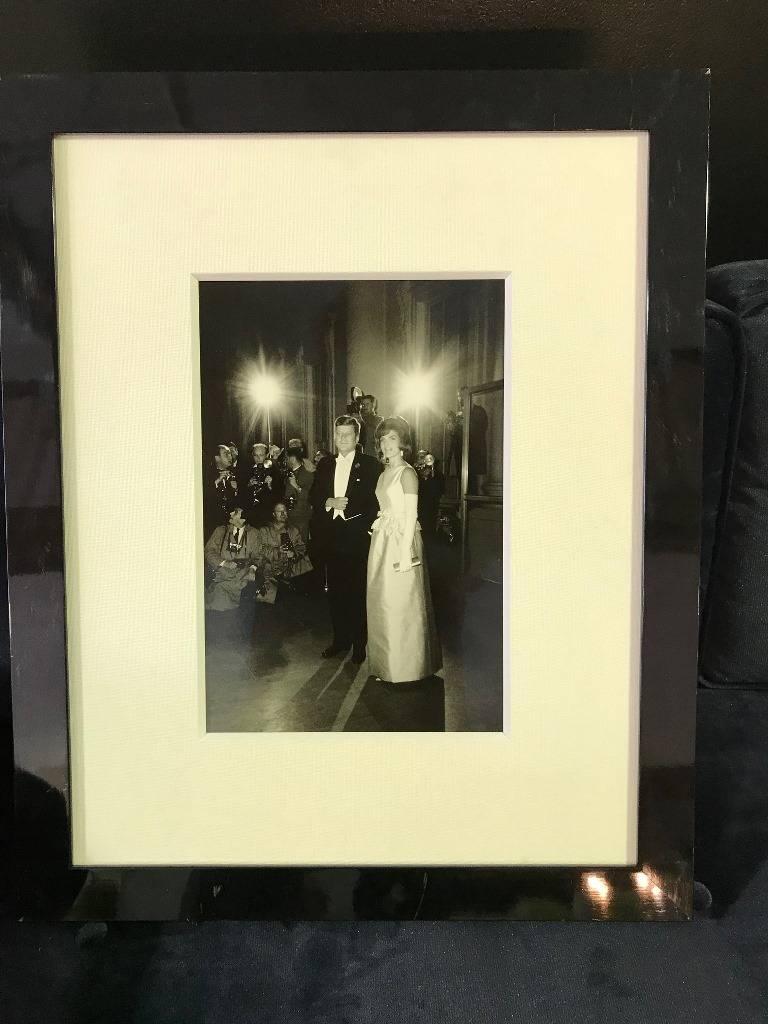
0, 71, 708, 920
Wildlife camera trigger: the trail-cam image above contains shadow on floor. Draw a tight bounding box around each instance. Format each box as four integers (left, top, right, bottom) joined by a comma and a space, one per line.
343, 676, 446, 732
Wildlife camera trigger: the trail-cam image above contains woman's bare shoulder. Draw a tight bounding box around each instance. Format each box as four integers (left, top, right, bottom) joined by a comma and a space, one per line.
400, 464, 419, 488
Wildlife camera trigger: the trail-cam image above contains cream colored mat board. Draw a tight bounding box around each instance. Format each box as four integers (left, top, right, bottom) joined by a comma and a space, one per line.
54, 132, 647, 866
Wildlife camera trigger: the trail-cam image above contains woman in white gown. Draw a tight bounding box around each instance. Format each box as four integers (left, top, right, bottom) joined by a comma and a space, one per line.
366, 417, 442, 683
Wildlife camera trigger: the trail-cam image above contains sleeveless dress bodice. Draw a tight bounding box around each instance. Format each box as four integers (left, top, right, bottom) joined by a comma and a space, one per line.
371, 464, 418, 539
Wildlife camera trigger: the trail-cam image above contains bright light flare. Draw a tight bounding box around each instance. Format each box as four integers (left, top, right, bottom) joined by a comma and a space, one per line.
396, 368, 437, 412
249, 373, 281, 408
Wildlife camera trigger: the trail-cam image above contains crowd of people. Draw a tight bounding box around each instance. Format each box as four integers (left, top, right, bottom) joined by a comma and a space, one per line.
204, 394, 446, 685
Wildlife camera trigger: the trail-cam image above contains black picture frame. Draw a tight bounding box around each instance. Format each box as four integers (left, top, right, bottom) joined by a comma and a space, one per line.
0, 71, 708, 921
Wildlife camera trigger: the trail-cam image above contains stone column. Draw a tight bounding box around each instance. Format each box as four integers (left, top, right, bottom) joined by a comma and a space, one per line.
345, 280, 391, 416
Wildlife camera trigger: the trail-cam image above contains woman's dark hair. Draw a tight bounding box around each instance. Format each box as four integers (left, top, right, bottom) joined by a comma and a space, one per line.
376, 416, 413, 462
287, 444, 306, 460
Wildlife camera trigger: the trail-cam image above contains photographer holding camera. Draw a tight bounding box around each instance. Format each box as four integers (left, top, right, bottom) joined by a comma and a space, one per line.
347, 387, 383, 459
283, 441, 314, 542
243, 442, 282, 526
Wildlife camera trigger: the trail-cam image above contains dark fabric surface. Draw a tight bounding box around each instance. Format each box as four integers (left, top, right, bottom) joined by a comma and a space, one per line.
0, 915, 763, 1024
695, 692, 768, 917
700, 261, 768, 686
2, 691, 768, 1023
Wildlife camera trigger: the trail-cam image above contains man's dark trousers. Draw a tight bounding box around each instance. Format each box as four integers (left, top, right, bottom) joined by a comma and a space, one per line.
327, 520, 370, 651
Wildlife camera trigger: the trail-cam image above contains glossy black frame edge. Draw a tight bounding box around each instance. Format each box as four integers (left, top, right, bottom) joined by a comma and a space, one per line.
0, 70, 708, 922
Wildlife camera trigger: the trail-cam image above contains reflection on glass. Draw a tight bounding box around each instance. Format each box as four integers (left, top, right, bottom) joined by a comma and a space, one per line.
468, 387, 503, 498
580, 871, 614, 920
585, 873, 611, 896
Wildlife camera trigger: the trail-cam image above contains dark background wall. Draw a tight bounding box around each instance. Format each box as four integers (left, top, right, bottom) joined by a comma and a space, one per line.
0, 0, 765, 267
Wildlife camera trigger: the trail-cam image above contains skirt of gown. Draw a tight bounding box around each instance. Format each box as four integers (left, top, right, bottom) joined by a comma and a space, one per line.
366, 524, 443, 683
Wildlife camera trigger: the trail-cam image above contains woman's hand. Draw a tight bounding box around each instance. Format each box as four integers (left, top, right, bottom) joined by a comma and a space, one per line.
396, 553, 413, 573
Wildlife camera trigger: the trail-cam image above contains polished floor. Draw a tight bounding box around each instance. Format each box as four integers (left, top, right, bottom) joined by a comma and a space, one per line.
205, 545, 503, 733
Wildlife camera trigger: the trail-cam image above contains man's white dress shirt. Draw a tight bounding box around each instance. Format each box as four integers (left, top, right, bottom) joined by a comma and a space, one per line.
331, 450, 355, 520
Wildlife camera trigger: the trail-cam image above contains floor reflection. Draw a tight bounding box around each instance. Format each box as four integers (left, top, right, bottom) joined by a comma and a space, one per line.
205, 543, 501, 733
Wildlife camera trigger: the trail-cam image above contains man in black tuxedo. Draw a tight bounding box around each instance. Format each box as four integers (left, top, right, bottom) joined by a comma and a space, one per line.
309, 415, 381, 663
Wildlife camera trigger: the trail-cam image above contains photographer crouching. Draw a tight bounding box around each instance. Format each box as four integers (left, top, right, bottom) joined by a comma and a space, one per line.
251, 501, 314, 605
204, 506, 264, 638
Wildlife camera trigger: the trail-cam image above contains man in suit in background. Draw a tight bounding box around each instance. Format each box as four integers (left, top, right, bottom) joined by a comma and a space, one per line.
310, 414, 381, 664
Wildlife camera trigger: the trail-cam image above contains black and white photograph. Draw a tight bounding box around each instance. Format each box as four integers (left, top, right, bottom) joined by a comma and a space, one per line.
200, 278, 505, 732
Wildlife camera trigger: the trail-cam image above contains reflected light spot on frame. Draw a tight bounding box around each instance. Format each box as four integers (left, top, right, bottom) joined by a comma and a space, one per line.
585, 873, 611, 897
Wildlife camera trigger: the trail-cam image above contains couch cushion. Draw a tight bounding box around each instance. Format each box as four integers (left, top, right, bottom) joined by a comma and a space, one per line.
700, 261, 768, 686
